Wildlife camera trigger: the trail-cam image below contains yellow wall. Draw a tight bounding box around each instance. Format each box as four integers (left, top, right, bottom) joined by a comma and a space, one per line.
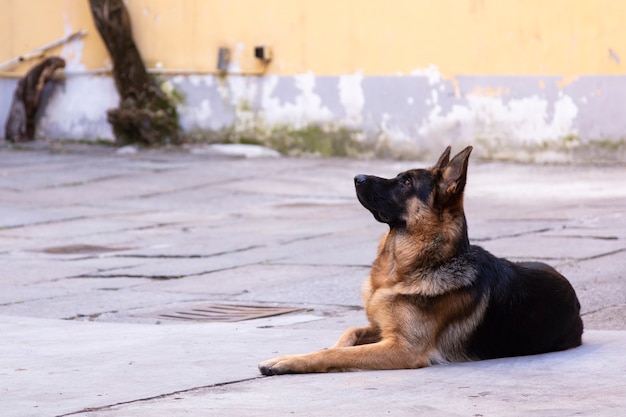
1, 0, 626, 77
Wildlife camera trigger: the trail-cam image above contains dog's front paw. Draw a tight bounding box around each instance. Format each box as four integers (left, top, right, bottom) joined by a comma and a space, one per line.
258, 355, 308, 376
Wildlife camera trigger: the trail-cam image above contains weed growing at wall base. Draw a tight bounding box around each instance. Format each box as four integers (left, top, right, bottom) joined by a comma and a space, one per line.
178, 125, 626, 163
266, 126, 366, 157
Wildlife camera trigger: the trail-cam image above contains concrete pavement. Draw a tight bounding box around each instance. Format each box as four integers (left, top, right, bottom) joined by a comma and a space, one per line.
1, 142, 625, 416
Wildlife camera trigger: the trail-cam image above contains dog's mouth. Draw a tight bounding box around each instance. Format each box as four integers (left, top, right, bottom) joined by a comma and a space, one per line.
371, 209, 391, 223
355, 179, 397, 225
354, 175, 390, 223
355, 187, 381, 220
354, 175, 402, 227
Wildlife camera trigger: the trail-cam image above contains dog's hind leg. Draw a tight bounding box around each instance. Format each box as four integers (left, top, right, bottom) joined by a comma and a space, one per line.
331, 326, 381, 348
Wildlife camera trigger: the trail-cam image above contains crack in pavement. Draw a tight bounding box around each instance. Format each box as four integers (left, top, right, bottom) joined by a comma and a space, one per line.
74, 262, 262, 280
472, 227, 554, 242
278, 232, 333, 245
50, 244, 264, 264
503, 248, 626, 263
0, 215, 89, 230
79, 274, 186, 280
35, 173, 132, 190
578, 248, 626, 261
39, 221, 183, 241
267, 261, 372, 268
54, 376, 265, 417
111, 244, 264, 259
581, 303, 626, 317
0, 208, 164, 233
542, 234, 620, 241
63, 312, 110, 321
135, 176, 253, 199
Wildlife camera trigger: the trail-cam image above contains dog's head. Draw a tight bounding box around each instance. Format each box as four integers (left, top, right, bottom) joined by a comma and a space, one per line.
354, 146, 473, 231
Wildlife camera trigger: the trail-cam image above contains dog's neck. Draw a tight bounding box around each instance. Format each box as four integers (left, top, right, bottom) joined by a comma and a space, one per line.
395, 209, 469, 263
372, 213, 474, 297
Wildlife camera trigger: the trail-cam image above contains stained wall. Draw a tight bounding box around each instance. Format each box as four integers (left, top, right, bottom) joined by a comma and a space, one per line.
1, 0, 625, 158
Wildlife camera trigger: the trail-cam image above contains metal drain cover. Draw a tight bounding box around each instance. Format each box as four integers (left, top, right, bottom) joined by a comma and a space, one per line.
143, 303, 306, 322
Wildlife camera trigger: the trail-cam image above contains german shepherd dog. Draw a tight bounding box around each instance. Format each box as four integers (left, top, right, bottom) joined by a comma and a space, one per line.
259, 146, 583, 375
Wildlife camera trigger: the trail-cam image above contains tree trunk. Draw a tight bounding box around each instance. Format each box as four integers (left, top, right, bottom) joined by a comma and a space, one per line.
4, 57, 66, 142
88, 0, 181, 145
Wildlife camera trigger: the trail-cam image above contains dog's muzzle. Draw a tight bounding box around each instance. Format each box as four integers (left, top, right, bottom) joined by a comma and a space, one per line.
354, 174, 367, 186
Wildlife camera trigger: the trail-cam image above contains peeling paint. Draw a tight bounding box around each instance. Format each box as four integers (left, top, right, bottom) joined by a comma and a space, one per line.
410, 65, 442, 85
187, 75, 212, 87
338, 72, 364, 126
228, 43, 246, 73
260, 72, 333, 129
449, 78, 462, 98
60, 16, 86, 72
419, 93, 579, 146
179, 99, 212, 129
39, 76, 117, 140
1, 0, 623, 160
470, 86, 511, 97
556, 75, 579, 89
379, 112, 413, 146
225, 76, 258, 135
1, 70, 624, 160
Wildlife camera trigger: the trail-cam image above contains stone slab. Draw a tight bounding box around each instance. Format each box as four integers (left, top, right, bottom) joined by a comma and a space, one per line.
1, 315, 620, 417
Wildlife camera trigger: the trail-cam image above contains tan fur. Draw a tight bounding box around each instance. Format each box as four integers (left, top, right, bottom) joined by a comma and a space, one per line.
260, 202, 482, 373
258, 148, 485, 374
260, 145, 583, 375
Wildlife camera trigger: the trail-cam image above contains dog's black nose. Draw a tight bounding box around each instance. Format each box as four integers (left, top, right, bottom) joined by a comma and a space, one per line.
354, 174, 367, 185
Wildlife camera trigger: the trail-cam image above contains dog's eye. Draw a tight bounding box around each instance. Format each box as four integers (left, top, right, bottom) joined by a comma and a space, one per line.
403, 178, 411, 187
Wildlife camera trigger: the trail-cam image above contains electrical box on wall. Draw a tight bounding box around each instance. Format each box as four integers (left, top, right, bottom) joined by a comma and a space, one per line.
254, 45, 272, 63
217, 47, 230, 72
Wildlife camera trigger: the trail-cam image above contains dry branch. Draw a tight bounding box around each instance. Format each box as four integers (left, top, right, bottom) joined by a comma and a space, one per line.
89, 0, 181, 145
4, 57, 66, 142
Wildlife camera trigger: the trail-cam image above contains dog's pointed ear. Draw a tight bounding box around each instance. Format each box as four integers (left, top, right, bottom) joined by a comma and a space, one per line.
434, 146, 452, 171
438, 146, 473, 205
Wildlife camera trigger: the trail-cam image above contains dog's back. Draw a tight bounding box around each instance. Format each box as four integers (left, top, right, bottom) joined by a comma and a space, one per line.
465, 245, 583, 360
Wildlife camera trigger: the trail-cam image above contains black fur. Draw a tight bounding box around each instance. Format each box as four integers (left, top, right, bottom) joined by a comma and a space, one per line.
355, 147, 583, 360
355, 169, 436, 228
466, 247, 583, 358
258, 146, 583, 376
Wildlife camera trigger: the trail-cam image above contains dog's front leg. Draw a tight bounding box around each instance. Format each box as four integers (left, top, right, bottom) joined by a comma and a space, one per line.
259, 338, 427, 375
331, 326, 381, 348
